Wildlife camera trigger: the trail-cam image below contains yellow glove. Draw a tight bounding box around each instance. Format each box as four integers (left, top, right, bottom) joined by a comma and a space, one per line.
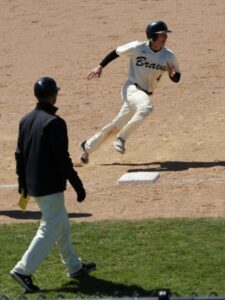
18, 190, 30, 212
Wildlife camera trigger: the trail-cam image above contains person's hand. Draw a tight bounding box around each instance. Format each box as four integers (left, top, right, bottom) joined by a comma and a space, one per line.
18, 186, 28, 198
68, 171, 86, 202
166, 63, 176, 77
86, 65, 103, 80
18, 177, 28, 198
76, 186, 86, 202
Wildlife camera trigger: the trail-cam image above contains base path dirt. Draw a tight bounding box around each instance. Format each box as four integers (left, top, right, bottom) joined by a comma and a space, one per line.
1, 0, 225, 224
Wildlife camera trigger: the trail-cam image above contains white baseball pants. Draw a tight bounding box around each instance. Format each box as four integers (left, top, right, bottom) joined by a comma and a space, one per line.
12, 192, 82, 276
85, 81, 153, 153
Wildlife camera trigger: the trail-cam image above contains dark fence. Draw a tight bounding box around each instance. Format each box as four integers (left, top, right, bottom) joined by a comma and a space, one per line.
1, 290, 225, 300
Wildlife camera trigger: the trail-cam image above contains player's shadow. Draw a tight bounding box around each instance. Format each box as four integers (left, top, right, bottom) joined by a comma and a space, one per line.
0, 210, 92, 220
40, 274, 173, 297
102, 160, 225, 172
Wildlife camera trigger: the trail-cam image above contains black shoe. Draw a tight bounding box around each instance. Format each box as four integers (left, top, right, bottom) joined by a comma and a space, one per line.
69, 262, 96, 278
80, 140, 89, 164
10, 270, 40, 293
80, 140, 86, 152
113, 137, 126, 154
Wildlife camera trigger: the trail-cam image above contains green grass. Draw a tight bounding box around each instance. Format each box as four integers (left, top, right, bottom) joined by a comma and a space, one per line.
1, 219, 225, 299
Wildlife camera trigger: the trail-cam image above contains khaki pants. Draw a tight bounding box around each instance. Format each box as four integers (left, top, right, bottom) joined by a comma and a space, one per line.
85, 81, 153, 153
12, 192, 82, 276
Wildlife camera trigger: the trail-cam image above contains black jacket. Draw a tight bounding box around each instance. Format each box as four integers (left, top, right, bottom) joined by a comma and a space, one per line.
15, 102, 83, 197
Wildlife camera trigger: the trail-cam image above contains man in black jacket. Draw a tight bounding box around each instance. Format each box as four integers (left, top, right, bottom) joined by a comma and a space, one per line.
10, 77, 96, 293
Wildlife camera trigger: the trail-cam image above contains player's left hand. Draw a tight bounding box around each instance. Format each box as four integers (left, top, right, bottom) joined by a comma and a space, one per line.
166, 63, 176, 77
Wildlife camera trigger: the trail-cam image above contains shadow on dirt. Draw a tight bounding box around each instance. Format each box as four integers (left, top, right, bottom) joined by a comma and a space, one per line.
102, 161, 225, 172
0, 210, 92, 220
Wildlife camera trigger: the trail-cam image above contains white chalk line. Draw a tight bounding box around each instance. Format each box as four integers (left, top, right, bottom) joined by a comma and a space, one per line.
156, 176, 225, 186
0, 184, 17, 189
1, 176, 225, 190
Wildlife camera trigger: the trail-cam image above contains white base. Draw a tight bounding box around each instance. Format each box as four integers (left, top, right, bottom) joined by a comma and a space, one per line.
118, 172, 160, 184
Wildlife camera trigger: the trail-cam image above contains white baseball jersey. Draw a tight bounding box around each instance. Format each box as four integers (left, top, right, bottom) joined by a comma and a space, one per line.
116, 41, 181, 93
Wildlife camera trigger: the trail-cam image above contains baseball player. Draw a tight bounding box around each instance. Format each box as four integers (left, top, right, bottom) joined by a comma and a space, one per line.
10, 77, 96, 293
80, 20, 181, 164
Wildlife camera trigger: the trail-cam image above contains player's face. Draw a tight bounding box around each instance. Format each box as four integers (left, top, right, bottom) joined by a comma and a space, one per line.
153, 33, 168, 49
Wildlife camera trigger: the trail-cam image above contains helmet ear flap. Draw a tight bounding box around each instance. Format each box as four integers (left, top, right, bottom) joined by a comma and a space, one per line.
146, 31, 157, 41
146, 23, 157, 40
152, 35, 158, 41
147, 35, 158, 42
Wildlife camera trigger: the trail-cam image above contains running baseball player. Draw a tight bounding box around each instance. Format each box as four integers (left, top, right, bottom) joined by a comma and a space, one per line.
80, 20, 181, 164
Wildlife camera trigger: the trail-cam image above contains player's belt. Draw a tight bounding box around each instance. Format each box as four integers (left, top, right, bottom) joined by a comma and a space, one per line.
134, 83, 153, 96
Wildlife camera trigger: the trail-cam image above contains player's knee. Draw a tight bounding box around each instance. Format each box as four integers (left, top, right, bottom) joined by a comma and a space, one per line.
111, 120, 123, 131
138, 104, 153, 117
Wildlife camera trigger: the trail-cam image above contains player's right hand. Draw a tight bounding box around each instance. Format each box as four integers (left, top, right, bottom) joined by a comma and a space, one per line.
86, 65, 103, 80
18, 186, 28, 198
18, 177, 28, 197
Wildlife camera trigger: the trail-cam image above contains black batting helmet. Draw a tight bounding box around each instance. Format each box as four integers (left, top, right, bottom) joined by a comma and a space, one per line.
146, 20, 172, 40
34, 77, 60, 100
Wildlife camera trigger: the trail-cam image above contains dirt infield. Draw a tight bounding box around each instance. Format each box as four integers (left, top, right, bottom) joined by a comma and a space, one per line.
1, 0, 225, 224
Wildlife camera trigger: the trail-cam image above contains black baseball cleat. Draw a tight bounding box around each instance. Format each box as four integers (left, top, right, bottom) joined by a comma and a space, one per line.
80, 140, 89, 164
113, 137, 126, 154
69, 262, 96, 279
10, 270, 40, 293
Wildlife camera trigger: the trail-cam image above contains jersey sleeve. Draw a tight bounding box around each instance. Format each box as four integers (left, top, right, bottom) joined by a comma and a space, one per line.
168, 52, 181, 74
116, 41, 141, 57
